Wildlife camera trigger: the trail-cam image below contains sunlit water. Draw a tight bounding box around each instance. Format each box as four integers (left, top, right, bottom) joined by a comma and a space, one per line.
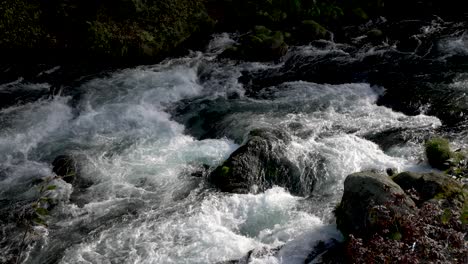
1, 21, 467, 264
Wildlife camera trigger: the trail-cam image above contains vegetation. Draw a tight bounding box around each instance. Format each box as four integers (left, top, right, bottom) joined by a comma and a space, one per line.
343, 200, 466, 263
424, 137, 467, 179
2, 0, 464, 61
0, 0, 46, 49
332, 172, 467, 264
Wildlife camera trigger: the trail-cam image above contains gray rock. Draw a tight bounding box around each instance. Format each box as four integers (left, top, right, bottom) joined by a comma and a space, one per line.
209, 128, 308, 195
335, 171, 416, 236
392, 171, 463, 203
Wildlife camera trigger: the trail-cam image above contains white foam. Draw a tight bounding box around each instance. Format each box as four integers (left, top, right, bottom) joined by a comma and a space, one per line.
60, 188, 340, 264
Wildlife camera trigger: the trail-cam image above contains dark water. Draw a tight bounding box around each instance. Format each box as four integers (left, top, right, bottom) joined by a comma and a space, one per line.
0, 17, 467, 264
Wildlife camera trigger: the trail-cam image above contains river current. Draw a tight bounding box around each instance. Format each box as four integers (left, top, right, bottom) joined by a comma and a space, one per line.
1, 18, 467, 263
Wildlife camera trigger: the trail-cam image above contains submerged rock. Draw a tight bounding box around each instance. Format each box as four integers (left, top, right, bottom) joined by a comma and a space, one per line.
51, 155, 92, 190
335, 171, 416, 237
52, 155, 77, 184
209, 128, 306, 195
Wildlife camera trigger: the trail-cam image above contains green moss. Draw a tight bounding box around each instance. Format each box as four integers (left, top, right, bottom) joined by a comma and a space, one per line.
440, 208, 452, 225
221, 166, 230, 176
301, 20, 327, 39
351, 7, 369, 21
425, 137, 453, 170
254, 25, 272, 36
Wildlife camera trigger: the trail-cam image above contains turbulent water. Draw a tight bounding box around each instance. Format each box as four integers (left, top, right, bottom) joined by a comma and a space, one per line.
1, 18, 467, 264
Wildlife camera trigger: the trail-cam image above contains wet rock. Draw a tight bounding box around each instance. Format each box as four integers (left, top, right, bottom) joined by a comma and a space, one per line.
366, 28, 384, 43
52, 155, 77, 184
52, 155, 93, 190
300, 20, 328, 40
189, 164, 210, 178
386, 167, 398, 176
220, 26, 288, 61
209, 128, 306, 195
392, 171, 463, 203
219, 246, 281, 264
425, 137, 464, 170
335, 171, 416, 237
363, 127, 430, 152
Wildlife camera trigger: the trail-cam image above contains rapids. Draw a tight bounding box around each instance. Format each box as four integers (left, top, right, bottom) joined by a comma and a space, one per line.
1, 18, 467, 264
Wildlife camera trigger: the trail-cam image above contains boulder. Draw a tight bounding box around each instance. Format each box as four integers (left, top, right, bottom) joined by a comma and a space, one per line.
392, 171, 463, 203
209, 128, 306, 194
425, 137, 453, 170
335, 171, 416, 237
300, 20, 328, 40
366, 28, 384, 43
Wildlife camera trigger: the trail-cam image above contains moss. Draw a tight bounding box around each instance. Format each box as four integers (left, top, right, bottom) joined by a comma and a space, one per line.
425, 137, 453, 170
254, 25, 272, 36
301, 20, 328, 39
221, 166, 230, 176
440, 208, 452, 225
351, 7, 369, 21
432, 181, 463, 204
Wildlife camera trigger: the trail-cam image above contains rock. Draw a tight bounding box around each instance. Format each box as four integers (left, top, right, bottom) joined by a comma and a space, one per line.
425, 137, 451, 169
218, 246, 281, 264
363, 127, 430, 152
386, 167, 398, 176
209, 128, 306, 195
366, 28, 384, 42
392, 171, 463, 203
221, 26, 288, 61
52, 155, 77, 184
300, 20, 328, 40
351, 8, 369, 21
335, 171, 416, 237
425, 137, 462, 170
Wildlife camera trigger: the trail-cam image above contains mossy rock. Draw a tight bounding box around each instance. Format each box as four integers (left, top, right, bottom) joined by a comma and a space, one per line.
336, 171, 416, 237
351, 7, 369, 21
392, 171, 463, 203
209, 128, 307, 194
425, 137, 458, 170
300, 20, 328, 40
367, 29, 384, 41
254, 25, 272, 36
